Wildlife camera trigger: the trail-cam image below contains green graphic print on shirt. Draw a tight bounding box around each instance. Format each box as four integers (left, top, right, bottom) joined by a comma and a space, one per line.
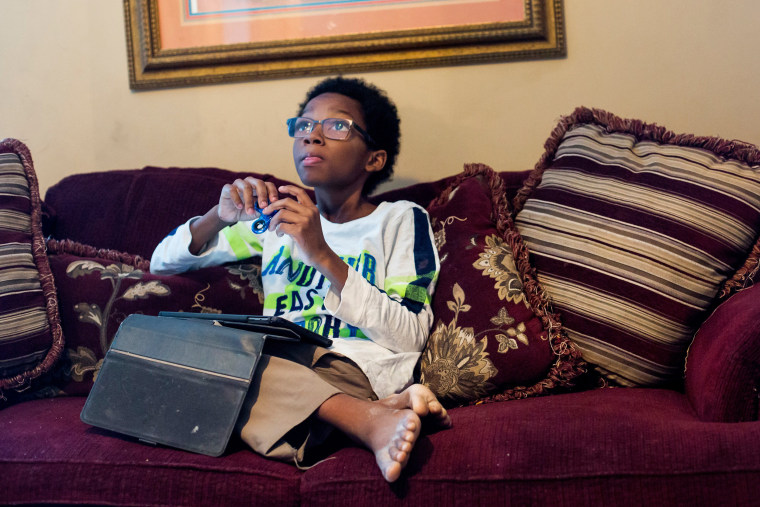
261, 244, 380, 339
222, 206, 436, 340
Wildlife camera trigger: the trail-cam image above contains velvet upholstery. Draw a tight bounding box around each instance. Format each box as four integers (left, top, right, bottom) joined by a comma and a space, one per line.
685, 283, 760, 422
301, 389, 760, 506
0, 397, 302, 506
43, 167, 307, 259
1, 128, 759, 505
3, 391, 758, 506
42, 166, 526, 260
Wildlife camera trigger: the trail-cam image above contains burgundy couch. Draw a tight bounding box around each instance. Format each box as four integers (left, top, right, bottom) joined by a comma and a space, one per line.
2, 107, 760, 506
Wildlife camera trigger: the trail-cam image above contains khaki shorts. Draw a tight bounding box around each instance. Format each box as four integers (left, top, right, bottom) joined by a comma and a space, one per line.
235, 339, 376, 464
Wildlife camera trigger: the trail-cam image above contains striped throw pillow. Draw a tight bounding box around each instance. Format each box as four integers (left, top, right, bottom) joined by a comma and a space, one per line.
514, 108, 760, 386
0, 139, 64, 395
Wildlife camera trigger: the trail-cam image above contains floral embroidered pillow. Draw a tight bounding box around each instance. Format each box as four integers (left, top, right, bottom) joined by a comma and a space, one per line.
45, 240, 266, 395
419, 164, 586, 405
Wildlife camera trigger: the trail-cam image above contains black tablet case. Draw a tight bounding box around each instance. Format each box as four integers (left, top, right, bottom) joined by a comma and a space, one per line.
157, 311, 333, 348
81, 314, 266, 457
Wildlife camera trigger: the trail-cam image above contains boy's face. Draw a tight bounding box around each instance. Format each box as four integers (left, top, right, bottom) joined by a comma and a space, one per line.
292, 92, 383, 193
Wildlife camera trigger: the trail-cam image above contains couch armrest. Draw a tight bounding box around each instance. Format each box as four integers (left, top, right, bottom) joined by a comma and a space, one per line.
685, 283, 760, 422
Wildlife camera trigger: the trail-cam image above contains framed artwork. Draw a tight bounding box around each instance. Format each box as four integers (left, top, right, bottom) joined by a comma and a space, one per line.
124, 0, 565, 89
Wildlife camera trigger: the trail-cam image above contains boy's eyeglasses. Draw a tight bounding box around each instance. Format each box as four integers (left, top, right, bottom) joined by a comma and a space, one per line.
286, 117, 376, 147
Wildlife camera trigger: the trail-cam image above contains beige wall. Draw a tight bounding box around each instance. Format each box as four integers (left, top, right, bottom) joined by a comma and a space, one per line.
2, 1, 759, 196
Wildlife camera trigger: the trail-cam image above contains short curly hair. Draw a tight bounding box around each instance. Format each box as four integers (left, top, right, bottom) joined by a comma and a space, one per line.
298, 77, 401, 195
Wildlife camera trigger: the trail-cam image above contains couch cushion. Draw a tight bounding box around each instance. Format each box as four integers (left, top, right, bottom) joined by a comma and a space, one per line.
45, 239, 266, 395
43, 167, 305, 259
418, 164, 586, 405
3, 391, 758, 506
0, 396, 302, 506
371, 172, 531, 207
43, 166, 529, 260
300, 388, 760, 506
514, 107, 760, 387
0, 139, 64, 397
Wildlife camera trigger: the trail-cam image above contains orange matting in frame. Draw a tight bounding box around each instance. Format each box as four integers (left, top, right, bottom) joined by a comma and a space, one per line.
158, 0, 526, 49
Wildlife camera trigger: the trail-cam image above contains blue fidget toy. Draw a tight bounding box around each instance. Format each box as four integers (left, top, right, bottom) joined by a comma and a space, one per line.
251, 202, 278, 234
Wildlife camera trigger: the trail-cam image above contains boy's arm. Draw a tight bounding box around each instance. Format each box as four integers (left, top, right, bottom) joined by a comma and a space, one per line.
265, 185, 350, 293
151, 177, 275, 274
325, 206, 439, 353
188, 205, 234, 254
150, 214, 264, 275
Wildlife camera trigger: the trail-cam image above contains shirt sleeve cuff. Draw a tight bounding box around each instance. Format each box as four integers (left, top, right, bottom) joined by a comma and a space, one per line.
323, 268, 364, 320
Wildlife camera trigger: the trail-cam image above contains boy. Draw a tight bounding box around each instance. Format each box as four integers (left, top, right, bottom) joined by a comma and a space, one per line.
151, 77, 450, 483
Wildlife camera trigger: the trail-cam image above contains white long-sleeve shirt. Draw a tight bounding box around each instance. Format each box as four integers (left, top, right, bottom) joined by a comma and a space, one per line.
150, 200, 439, 398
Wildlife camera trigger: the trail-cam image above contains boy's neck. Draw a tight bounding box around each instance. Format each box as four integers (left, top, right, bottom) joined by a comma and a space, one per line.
316, 190, 376, 224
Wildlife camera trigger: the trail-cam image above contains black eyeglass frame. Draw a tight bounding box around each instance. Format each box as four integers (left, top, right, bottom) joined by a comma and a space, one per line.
286, 117, 376, 147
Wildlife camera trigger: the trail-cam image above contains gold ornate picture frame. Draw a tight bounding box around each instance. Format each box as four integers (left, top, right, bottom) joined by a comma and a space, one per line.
124, 0, 565, 90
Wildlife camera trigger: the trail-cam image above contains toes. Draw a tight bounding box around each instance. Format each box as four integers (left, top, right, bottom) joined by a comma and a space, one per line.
394, 436, 413, 453
379, 385, 449, 424
371, 407, 426, 483
407, 384, 444, 418
412, 388, 434, 415
408, 397, 428, 416
383, 461, 402, 483
424, 398, 453, 428
388, 440, 412, 470
391, 445, 409, 464
378, 445, 408, 483
433, 406, 453, 427
427, 401, 444, 419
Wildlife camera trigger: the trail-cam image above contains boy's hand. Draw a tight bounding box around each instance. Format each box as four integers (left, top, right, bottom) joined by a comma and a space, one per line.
267, 185, 348, 292
266, 185, 326, 260
218, 177, 280, 223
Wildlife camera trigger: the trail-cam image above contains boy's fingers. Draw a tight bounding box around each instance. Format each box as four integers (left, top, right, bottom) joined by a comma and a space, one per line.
279, 185, 314, 206
269, 209, 313, 237
241, 177, 269, 209
265, 181, 279, 203
230, 179, 252, 213
269, 208, 297, 228
224, 183, 244, 209
253, 181, 269, 209
265, 197, 297, 215
243, 182, 258, 213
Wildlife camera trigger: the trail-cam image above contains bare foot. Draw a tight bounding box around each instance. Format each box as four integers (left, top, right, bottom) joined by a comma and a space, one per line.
366, 406, 421, 482
316, 394, 423, 482
379, 384, 453, 430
